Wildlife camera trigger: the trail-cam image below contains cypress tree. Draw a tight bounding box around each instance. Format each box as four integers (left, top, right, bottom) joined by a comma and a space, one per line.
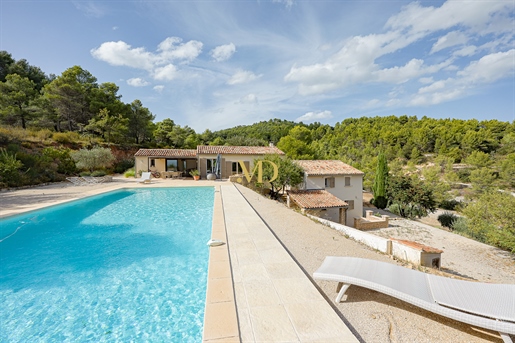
372, 152, 389, 209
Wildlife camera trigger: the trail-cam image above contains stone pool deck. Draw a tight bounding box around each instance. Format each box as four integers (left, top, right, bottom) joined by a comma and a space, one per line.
220, 184, 357, 342
0, 177, 358, 343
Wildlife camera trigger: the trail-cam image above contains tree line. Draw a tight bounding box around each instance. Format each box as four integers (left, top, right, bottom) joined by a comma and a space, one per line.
1, 50, 514, 194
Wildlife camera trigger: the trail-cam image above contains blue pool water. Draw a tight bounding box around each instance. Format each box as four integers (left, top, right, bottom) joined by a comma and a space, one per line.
0, 187, 214, 342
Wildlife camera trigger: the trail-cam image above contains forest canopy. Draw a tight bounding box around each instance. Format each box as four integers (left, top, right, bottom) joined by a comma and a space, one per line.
1, 49, 514, 193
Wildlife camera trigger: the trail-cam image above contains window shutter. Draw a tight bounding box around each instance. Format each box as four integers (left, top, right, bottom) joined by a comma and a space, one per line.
199, 158, 206, 177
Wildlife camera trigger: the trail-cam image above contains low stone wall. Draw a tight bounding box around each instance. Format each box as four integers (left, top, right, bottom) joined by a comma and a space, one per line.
354, 210, 389, 230
308, 215, 391, 253
309, 215, 442, 268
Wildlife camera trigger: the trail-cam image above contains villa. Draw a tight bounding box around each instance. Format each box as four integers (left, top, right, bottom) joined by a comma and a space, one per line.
134, 145, 284, 179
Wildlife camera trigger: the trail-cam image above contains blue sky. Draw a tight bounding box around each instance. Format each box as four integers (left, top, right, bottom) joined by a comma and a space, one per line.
1, 0, 514, 132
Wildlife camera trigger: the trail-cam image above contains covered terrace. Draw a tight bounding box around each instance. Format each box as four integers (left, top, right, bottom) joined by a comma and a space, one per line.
134, 149, 197, 178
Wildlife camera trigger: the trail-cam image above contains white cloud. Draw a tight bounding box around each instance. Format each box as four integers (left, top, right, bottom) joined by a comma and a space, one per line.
419, 77, 434, 84
157, 37, 203, 62
153, 64, 178, 81
453, 45, 477, 57
410, 89, 464, 106
153, 85, 165, 93
418, 80, 446, 94
210, 43, 236, 62
385, 1, 509, 35
431, 31, 469, 53
363, 99, 380, 109
112, 26, 119, 31
227, 70, 260, 85
239, 94, 258, 104
457, 49, 515, 84
285, 1, 511, 96
127, 78, 150, 87
444, 65, 459, 71
409, 50, 514, 107
273, 0, 294, 8
73, 1, 106, 18
91, 37, 203, 81
386, 99, 401, 107
295, 110, 332, 122
91, 41, 155, 70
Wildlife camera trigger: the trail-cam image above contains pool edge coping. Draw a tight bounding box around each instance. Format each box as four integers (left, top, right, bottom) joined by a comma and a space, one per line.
202, 184, 240, 342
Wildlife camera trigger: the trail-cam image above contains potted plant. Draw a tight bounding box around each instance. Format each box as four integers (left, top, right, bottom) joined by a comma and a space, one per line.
189, 169, 200, 181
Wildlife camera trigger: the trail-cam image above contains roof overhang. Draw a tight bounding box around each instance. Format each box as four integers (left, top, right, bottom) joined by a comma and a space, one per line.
287, 190, 348, 209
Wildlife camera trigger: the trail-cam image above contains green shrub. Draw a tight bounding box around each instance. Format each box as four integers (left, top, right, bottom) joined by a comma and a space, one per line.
451, 217, 468, 233
387, 202, 427, 219
0, 126, 25, 142
80, 171, 91, 176
439, 199, 461, 211
113, 158, 134, 174
91, 170, 106, 177
124, 168, 135, 178
461, 192, 515, 252
42, 147, 77, 175
456, 169, 471, 183
35, 129, 53, 142
387, 203, 401, 216
71, 147, 115, 172
53, 131, 80, 144
437, 212, 458, 229
0, 148, 23, 187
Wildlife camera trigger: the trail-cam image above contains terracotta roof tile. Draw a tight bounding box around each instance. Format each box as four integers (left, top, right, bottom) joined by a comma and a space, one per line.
391, 238, 443, 254
287, 190, 348, 209
134, 149, 197, 157
294, 160, 364, 175
197, 145, 285, 155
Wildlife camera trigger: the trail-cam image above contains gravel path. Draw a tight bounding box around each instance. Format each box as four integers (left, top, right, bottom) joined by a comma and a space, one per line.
235, 184, 514, 343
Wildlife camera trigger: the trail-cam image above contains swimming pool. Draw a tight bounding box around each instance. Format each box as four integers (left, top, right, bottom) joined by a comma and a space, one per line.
0, 187, 214, 342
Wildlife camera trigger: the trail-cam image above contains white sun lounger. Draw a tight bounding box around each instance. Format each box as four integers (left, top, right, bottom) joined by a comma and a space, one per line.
66, 177, 88, 186
137, 172, 152, 184
81, 176, 104, 184
313, 257, 515, 343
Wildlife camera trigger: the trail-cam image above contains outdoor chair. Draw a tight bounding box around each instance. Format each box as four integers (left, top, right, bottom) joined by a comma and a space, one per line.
66, 177, 89, 186
82, 176, 105, 184
313, 256, 515, 343
137, 172, 152, 184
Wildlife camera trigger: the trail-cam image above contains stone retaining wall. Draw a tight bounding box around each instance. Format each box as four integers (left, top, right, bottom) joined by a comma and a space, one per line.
354, 210, 389, 230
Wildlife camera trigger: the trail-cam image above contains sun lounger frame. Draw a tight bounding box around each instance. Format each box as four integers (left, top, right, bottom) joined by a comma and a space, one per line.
314, 256, 515, 343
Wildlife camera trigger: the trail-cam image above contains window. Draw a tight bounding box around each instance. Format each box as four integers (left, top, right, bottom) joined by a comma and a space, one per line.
206, 159, 217, 173
166, 159, 178, 171
344, 177, 351, 187
232, 161, 243, 174
150, 159, 155, 167
345, 200, 354, 210
325, 177, 335, 188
